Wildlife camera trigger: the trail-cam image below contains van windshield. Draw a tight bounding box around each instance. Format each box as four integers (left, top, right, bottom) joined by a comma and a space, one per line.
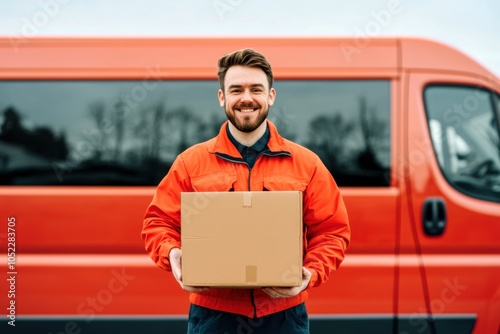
425, 86, 500, 202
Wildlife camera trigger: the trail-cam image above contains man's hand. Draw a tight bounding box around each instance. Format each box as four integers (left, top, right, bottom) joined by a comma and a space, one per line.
262, 267, 312, 298
169, 247, 209, 293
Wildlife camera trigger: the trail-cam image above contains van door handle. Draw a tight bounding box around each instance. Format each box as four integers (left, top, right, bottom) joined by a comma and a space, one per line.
422, 198, 446, 236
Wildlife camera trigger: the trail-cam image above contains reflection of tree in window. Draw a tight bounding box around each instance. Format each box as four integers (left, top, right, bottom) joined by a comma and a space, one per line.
113, 97, 127, 161
87, 101, 107, 161
269, 105, 298, 142
358, 97, 386, 171
307, 113, 355, 176
305, 97, 388, 186
86, 99, 130, 162
164, 107, 199, 155
0, 106, 68, 163
196, 113, 227, 144
127, 101, 167, 182
1, 107, 26, 145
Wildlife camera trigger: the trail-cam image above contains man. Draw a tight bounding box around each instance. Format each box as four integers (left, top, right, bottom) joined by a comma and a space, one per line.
142, 48, 350, 333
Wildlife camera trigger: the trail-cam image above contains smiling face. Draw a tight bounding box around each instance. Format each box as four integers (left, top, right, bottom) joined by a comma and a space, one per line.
218, 65, 276, 133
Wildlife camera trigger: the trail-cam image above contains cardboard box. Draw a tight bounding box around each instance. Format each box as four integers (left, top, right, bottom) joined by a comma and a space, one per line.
181, 191, 303, 287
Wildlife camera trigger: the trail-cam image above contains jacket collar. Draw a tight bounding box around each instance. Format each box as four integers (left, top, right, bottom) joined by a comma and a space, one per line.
226, 123, 270, 155
208, 120, 291, 157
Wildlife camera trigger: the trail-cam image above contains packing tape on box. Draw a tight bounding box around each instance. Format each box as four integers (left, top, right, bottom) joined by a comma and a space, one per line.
243, 192, 252, 207
246, 265, 257, 283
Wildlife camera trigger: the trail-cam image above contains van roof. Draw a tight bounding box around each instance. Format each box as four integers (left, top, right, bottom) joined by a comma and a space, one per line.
0, 37, 498, 85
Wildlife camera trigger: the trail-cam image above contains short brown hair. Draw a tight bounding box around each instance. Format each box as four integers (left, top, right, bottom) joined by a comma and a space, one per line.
217, 48, 274, 91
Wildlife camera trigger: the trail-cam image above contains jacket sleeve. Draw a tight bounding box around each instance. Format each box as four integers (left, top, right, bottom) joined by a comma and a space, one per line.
142, 155, 192, 271
303, 159, 351, 288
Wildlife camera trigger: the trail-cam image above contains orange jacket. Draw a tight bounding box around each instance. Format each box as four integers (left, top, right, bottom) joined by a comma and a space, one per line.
142, 120, 350, 318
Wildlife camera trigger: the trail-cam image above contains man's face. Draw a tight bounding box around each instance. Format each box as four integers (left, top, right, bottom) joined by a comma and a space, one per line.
218, 65, 276, 133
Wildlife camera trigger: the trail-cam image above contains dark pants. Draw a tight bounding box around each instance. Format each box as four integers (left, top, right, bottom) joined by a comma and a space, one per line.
187, 303, 309, 334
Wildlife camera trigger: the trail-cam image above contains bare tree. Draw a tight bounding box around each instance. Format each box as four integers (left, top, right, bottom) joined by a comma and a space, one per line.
357, 97, 386, 170
150, 102, 164, 160
306, 113, 355, 172
164, 107, 200, 155
88, 101, 109, 161
112, 98, 126, 161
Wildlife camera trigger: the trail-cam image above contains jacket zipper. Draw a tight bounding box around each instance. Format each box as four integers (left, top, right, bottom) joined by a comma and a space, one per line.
247, 167, 252, 191
246, 150, 290, 190
215, 151, 291, 319
250, 289, 257, 318
247, 165, 258, 318
247, 164, 256, 318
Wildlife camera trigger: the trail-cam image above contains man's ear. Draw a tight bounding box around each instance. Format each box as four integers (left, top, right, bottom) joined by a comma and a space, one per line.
218, 89, 225, 107
268, 88, 276, 106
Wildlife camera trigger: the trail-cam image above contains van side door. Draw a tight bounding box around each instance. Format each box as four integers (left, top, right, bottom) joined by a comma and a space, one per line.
405, 73, 500, 334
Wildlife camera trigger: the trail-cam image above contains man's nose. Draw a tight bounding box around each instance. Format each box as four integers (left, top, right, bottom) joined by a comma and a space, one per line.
240, 89, 253, 103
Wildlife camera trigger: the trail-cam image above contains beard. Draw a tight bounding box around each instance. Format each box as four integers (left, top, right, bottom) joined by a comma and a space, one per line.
225, 103, 269, 133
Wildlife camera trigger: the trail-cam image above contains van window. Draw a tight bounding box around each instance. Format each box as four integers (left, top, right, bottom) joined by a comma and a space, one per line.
273, 80, 390, 186
424, 85, 500, 202
0, 80, 390, 187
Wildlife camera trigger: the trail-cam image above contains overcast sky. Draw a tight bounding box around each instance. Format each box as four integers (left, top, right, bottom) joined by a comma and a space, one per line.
0, 0, 499, 77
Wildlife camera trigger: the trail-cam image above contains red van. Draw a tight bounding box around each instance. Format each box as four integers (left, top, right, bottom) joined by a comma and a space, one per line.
0, 37, 499, 333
